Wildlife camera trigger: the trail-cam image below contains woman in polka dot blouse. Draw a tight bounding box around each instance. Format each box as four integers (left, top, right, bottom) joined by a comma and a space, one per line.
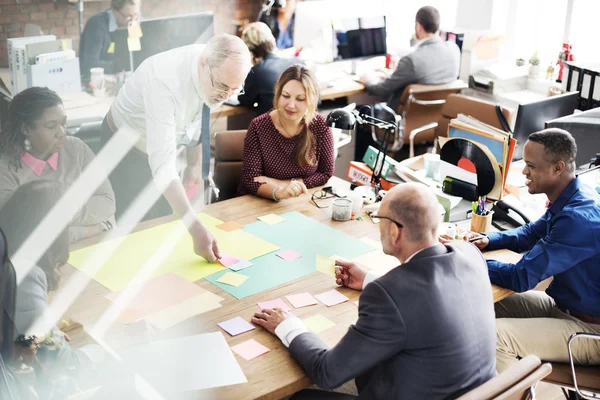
237, 64, 335, 201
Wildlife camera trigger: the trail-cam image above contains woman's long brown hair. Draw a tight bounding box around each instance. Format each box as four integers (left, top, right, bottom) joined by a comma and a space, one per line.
273, 64, 320, 166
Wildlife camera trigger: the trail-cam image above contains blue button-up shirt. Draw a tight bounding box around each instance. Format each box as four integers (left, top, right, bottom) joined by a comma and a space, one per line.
486, 178, 600, 317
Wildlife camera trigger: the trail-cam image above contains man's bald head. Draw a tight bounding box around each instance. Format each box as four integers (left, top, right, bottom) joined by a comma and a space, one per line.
381, 183, 440, 243
204, 33, 252, 71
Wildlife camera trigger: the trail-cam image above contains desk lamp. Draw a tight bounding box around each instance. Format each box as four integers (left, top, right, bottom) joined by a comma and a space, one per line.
326, 105, 399, 198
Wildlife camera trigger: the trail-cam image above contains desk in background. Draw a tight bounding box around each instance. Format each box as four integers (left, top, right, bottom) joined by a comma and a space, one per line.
64, 177, 517, 399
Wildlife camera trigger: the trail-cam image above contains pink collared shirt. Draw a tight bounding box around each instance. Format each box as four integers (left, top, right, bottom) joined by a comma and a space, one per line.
20, 152, 59, 177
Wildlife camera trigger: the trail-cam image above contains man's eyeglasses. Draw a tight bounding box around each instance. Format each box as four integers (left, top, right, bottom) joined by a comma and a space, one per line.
207, 64, 245, 96
370, 214, 404, 228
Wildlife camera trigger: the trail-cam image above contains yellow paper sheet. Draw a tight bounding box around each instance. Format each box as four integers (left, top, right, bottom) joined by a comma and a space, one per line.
257, 214, 286, 225
146, 292, 224, 330
127, 23, 143, 39
217, 272, 248, 287
316, 254, 336, 277
127, 36, 141, 52
107, 42, 115, 54
68, 213, 278, 292
329, 254, 348, 262
352, 249, 399, 275
304, 314, 335, 333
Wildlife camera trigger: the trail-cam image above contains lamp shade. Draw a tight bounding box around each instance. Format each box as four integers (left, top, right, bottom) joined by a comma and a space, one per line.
326, 109, 356, 131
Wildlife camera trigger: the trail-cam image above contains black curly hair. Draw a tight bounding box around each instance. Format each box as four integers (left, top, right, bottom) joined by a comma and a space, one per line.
0, 87, 62, 172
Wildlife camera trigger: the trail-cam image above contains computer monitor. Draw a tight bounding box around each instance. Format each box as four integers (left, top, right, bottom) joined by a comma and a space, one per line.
113, 12, 214, 72
335, 16, 387, 60
512, 91, 579, 160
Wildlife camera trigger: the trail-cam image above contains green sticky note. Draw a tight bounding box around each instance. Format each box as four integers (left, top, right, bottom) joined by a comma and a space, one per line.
304, 314, 335, 333
316, 254, 336, 277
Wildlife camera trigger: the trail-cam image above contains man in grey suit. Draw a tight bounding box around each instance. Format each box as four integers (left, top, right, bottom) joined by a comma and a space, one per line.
361, 6, 460, 111
252, 183, 497, 399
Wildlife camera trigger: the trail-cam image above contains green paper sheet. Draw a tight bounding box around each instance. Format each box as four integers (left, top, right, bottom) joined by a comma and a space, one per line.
69, 213, 279, 291
206, 212, 375, 299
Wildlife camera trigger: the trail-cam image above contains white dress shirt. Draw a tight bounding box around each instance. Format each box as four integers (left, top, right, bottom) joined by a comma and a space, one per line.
275, 243, 445, 347
110, 44, 206, 188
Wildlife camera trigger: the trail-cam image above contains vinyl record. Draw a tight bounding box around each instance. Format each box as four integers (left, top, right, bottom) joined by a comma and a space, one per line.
440, 138, 499, 196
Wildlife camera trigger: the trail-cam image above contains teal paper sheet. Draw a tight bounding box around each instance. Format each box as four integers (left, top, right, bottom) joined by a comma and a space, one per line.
205, 212, 377, 299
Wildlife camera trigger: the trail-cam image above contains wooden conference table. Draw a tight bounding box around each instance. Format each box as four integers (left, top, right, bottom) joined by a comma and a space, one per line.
65, 177, 517, 400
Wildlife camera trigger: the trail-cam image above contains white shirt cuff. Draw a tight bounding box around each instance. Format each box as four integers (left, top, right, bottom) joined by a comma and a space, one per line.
274, 315, 309, 348
362, 270, 382, 290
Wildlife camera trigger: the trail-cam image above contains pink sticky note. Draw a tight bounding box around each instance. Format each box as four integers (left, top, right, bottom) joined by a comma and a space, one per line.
276, 250, 301, 261
218, 316, 255, 336
286, 293, 318, 309
219, 253, 240, 268
315, 289, 349, 307
257, 298, 291, 312
231, 339, 270, 361
184, 179, 200, 200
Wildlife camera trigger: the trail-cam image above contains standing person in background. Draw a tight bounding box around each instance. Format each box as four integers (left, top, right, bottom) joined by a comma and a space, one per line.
258, 0, 298, 49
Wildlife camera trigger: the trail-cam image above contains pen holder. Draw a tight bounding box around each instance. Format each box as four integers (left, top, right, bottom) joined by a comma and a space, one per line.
332, 198, 352, 221
470, 211, 494, 233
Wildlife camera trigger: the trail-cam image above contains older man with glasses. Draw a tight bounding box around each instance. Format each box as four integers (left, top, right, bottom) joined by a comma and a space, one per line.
99, 34, 251, 263
252, 182, 497, 399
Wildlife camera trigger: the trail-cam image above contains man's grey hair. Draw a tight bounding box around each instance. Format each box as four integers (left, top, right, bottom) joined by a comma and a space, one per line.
204, 34, 252, 70
528, 128, 577, 171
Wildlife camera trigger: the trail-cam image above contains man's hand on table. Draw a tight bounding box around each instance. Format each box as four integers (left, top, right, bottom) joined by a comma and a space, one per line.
335, 260, 367, 291
464, 231, 490, 250
252, 308, 290, 334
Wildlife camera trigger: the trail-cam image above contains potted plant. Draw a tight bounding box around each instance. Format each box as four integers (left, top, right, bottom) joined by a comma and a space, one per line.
529, 51, 541, 78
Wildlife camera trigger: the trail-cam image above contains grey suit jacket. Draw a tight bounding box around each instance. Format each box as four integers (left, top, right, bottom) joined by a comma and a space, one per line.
289, 242, 497, 399
366, 36, 460, 110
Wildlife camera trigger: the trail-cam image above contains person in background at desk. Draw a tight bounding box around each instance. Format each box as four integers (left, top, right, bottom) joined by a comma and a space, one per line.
101, 34, 251, 263
0, 87, 116, 243
465, 128, 600, 372
360, 6, 460, 111
79, 0, 141, 80
238, 64, 334, 201
258, 0, 297, 49
239, 22, 303, 116
253, 183, 496, 399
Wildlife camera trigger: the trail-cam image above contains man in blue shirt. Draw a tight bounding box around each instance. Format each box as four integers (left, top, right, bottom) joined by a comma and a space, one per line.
467, 128, 600, 372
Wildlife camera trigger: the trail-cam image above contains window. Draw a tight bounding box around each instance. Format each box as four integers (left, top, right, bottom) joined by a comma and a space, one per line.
568, 0, 600, 63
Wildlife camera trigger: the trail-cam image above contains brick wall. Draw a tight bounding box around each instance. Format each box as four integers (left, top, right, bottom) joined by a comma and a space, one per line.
0, 0, 261, 68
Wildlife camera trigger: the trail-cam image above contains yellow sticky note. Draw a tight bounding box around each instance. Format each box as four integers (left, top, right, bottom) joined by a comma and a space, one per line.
304, 314, 335, 333
217, 272, 248, 287
316, 254, 336, 277
146, 292, 224, 330
61, 39, 69, 51
107, 42, 115, 54
127, 36, 141, 52
128, 23, 143, 39
257, 214, 286, 225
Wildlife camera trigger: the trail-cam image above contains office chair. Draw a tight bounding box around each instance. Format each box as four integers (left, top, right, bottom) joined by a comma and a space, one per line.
213, 130, 247, 202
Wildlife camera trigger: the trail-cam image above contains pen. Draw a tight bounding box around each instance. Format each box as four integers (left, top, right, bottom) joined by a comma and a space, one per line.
468, 235, 485, 242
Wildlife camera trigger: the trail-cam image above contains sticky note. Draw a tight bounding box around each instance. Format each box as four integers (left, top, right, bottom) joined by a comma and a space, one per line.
107, 42, 115, 54
219, 254, 240, 268
277, 250, 301, 261
185, 183, 200, 201
128, 23, 143, 39
257, 298, 290, 312
304, 314, 335, 333
257, 214, 286, 225
216, 272, 248, 287
228, 259, 253, 272
218, 316, 255, 336
146, 292, 224, 330
216, 221, 243, 232
316, 254, 336, 277
354, 300, 359, 307
61, 39, 68, 51
127, 36, 141, 52
286, 293, 318, 308
231, 339, 270, 361
315, 289, 349, 307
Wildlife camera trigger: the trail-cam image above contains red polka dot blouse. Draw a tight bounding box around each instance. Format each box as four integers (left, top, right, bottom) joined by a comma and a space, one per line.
238, 112, 335, 195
